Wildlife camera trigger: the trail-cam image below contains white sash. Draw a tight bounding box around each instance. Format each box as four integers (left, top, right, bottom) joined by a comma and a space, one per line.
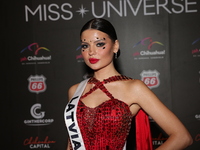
64, 79, 89, 150
64, 78, 127, 150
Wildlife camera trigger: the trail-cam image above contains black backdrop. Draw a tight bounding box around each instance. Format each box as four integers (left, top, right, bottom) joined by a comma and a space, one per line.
2, 0, 200, 149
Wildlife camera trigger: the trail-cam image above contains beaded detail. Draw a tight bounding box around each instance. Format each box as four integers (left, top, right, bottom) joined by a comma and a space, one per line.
88, 75, 132, 84
75, 75, 133, 150
82, 75, 132, 99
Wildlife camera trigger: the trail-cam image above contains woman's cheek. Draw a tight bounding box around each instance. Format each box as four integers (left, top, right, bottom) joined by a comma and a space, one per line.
81, 52, 87, 61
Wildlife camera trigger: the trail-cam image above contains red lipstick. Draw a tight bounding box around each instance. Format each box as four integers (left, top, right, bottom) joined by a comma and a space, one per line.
89, 58, 99, 64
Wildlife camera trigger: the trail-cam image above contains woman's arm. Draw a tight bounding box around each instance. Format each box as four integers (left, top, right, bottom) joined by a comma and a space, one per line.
68, 84, 79, 100
66, 140, 70, 150
131, 80, 193, 150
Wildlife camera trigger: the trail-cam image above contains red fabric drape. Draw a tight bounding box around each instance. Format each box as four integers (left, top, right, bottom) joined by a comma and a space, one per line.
136, 109, 153, 150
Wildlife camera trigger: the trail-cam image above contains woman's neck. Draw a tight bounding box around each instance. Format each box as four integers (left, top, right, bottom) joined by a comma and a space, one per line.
93, 69, 120, 81
91, 61, 120, 81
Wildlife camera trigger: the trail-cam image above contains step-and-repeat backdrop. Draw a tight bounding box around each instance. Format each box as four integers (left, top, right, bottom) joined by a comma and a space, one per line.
2, 0, 200, 149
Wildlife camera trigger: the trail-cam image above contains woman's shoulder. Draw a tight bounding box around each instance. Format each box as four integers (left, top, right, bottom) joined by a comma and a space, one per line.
126, 78, 148, 89
124, 79, 150, 97
68, 78, 90, 100
68, 83, 80, 100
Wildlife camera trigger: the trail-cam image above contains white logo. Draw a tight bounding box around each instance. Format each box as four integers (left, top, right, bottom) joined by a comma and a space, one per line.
25, 1, 198, 22
140, 70, 160, 89
31, 103, 45, 119
24, 103, 54, 126
195, 114, 200, 121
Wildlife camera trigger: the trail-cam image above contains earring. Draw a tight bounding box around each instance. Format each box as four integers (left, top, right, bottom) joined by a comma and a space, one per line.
115, 52, 118, 59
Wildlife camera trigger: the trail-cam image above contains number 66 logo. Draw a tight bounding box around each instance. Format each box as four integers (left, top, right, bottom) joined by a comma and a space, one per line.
28, 75, 46, 94
140, 70, 160, 89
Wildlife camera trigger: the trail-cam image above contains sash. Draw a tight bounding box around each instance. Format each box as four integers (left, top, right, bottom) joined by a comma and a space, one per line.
64, 79, 89, 150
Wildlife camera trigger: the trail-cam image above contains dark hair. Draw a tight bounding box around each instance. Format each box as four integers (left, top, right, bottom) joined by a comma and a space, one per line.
80, 18, 118, 42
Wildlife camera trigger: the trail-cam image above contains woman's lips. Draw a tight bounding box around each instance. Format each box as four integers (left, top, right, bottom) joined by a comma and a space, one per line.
89, 58, 99, 64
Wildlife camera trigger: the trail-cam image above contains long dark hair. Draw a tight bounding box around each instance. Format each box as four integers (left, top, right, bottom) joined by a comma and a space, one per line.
80, 18, 118, 43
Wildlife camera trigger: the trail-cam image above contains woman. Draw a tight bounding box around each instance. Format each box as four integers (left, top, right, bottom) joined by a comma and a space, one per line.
65, 18, 193, 150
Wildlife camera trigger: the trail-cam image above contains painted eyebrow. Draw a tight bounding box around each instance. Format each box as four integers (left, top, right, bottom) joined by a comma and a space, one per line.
81, 41, 88, 44
94, 39, 106, 43
80, 38, 106, 44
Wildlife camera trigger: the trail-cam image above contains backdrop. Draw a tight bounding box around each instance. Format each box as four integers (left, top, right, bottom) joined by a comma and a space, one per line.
2, 0, 200, 149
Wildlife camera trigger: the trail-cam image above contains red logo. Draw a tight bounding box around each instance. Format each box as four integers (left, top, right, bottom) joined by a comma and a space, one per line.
28, 75, 46, 94
152, 133, 168, 146
24, 136, 56, 149
140, 70, 160, 89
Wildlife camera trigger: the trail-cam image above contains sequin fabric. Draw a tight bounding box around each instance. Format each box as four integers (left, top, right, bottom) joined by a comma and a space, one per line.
75, 75, 133, 150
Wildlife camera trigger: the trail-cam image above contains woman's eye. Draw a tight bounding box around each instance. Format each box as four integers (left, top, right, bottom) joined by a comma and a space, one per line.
96, 42, 105, 47
81, 44, 88, 49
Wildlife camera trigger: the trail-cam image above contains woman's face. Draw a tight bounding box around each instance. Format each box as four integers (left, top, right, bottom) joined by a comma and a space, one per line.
81, 29, 119, 71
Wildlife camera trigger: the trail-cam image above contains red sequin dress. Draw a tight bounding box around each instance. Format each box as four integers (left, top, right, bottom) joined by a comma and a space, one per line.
76, 75, 133, 150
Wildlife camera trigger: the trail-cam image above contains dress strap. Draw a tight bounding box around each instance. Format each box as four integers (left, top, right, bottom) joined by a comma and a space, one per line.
81, 75, 132, 99
81, 79, 114, 99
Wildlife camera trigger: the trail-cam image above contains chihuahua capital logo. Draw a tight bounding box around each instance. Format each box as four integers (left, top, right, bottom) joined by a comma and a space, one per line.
133, 37, 165, 60
20, 43, 51, 65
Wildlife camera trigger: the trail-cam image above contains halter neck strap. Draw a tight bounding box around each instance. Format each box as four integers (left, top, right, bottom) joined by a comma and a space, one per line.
81, 75, 132, 99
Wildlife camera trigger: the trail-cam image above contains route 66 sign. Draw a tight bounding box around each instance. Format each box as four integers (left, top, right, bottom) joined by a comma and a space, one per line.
28, 75, 46, 94
140, 70, 160, 89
